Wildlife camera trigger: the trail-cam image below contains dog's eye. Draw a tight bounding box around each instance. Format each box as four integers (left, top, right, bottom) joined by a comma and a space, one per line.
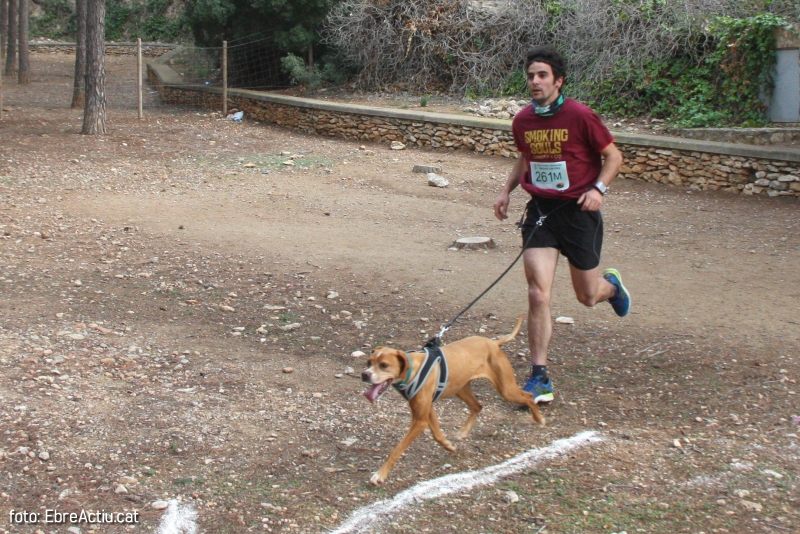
379, 363, 388, 369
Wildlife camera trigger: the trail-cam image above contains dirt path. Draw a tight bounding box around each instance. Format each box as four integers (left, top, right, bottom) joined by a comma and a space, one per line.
1, 53, 798, 534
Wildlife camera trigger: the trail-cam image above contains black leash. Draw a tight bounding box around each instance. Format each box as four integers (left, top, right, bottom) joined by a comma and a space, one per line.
424, 199, 570, 349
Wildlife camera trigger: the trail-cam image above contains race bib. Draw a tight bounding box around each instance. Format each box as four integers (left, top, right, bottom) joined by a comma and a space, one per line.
530, 161, 569, 191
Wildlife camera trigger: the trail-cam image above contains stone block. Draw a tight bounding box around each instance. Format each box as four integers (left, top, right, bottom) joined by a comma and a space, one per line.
770, 180, 788, 191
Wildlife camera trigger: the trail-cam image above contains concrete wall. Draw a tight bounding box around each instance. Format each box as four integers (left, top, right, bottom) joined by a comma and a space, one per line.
148, 52, 800, 199
769, 25, 800, 123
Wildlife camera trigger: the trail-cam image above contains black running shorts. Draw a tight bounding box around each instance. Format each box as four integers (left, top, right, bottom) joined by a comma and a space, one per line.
521, 197, 603, 271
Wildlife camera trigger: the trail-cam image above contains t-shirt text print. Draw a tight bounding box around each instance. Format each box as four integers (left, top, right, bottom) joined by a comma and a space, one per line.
524, 129, 569, 158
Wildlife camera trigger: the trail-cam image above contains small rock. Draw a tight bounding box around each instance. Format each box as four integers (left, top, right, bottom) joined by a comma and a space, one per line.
412, 165, 443, 174
326, 291, 339, 299
88, 323, 112, 335
151, 500, 170, 510
334, 373, 343, 378
38, 451, 50, 461
555, 316, 574, 324
117, 476, 137, 485
219, 305, 235, 312
280, 323, 301, 331
67, 527, 81, 534
73, 279, 82, 287
114, 484, 128, 494
243, 163, 256, 168
503, 490, 519, 504
390, 141, 406, 150
427, 173, 449, 187
351, 351, 366, 358
344, 367, 355, 375
282, 367, 294, 374
734, 489, 750, 498
740, 500, 762, 512
341, 438, 358, 447
672, 439, 682, 449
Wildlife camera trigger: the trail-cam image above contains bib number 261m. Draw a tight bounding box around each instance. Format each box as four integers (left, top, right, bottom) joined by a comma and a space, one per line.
530, 161, 569, 191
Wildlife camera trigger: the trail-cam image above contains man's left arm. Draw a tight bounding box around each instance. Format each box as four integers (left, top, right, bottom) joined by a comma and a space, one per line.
577, 142, 623, 212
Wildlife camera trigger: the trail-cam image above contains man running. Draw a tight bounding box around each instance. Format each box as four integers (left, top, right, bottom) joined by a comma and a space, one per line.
493, 45, 631, 404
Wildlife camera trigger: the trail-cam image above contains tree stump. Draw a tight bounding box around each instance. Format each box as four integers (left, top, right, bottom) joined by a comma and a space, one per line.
451, 237, 495, 250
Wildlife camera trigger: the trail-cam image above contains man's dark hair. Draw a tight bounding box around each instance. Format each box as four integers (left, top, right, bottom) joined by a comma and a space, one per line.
524, 45, 566, 81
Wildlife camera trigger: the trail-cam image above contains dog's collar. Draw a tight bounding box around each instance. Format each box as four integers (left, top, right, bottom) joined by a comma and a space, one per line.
393, 347, 448, 402
396, 362, 413, 388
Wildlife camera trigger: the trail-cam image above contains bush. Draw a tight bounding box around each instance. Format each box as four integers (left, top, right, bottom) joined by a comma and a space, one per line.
588, 13, 788, 127
281, 53, 347, 90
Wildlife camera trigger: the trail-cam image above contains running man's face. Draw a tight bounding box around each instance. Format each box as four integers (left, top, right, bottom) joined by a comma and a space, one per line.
526, 62, 563, 107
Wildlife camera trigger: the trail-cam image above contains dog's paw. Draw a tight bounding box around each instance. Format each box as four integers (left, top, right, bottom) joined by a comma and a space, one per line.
444, 442, 457, 452
369, 472, 385, 485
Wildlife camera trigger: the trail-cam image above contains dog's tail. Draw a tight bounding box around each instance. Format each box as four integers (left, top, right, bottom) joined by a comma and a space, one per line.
495, 314, 525, 346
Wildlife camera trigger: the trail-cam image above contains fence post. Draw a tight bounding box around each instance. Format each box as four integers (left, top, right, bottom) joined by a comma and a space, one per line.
0, 31, 3, 121
137, 37, 143, 120
222, 40, 227, 117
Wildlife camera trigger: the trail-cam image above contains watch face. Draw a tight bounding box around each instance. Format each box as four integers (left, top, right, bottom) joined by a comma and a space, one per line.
595, 182, 607, 193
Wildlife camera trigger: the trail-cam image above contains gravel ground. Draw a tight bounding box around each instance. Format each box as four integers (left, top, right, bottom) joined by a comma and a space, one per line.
0, 53, 799, 534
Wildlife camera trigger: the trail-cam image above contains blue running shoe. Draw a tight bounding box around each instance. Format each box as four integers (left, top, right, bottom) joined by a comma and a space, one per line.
523, 375, 554, 404
604, 268, 631, 317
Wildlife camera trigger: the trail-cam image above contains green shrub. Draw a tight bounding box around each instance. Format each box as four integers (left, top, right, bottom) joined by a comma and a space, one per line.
280, 52, 347, 90
587, 13, 788, 127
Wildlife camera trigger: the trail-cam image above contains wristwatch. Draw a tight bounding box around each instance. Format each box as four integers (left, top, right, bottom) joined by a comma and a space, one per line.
592, 181, 607, 195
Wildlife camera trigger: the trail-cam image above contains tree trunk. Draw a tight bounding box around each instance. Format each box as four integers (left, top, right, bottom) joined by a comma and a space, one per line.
16, 0, 26, 84
4, 0, 16, 76
1, 0, 8, 63
71, 0, 86, 107
82, 0, 105, 135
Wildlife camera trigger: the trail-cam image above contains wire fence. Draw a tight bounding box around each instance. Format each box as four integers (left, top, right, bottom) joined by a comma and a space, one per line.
160, 32, 289, 91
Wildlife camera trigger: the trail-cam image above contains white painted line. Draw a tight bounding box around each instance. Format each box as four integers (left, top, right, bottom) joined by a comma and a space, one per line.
331, 430, 603, 534
155, 499, 198, 534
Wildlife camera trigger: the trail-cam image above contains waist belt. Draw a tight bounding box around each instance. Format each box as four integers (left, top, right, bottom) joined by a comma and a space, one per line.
393, 347, 448, 402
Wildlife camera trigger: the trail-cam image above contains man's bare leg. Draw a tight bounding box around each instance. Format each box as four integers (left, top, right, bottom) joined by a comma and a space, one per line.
523, 247, 560, 367
568, 264, 617, 307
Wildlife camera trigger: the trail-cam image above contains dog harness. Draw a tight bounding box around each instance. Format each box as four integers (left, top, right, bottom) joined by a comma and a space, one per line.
393, 347, 448, 402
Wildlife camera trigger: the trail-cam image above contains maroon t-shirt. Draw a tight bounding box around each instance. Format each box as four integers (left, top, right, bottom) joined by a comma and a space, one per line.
512, 98, 614, 199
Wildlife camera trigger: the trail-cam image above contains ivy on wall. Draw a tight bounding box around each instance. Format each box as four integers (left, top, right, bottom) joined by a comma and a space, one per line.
588, 14, 791, 127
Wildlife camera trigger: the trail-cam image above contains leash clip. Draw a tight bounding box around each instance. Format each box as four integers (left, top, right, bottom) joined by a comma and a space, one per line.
535, 215, 547, 227
424, 326, 448, 349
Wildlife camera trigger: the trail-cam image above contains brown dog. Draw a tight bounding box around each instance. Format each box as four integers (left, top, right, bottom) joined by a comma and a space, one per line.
361, 315, 544, 485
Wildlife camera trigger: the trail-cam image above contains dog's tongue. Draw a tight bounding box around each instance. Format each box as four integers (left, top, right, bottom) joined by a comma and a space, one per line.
363, 380, 391, 404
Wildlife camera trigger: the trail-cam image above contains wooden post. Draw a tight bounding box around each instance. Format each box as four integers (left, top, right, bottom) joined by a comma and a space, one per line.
0, 30, 3, 121
222, 40, 227, 116
137, 37, 143, 119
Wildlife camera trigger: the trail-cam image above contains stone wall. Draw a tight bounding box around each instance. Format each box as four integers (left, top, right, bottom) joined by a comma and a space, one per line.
617, 147, 800, 196
678, 127, 800, 147
148, 54, 800, 199
31, 41, 176, 58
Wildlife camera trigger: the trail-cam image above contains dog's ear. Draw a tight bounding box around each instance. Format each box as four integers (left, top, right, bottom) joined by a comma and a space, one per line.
394, 350, 410, 376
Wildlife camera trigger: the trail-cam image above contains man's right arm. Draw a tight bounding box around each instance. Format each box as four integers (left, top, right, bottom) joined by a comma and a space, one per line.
494, 153, 527, 220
